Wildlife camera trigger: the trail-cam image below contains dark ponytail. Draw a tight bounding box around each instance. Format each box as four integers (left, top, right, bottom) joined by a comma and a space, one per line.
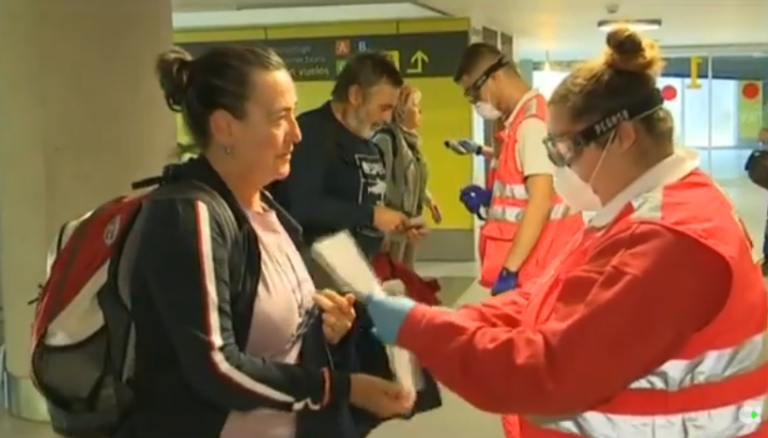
155, 47, 192, 113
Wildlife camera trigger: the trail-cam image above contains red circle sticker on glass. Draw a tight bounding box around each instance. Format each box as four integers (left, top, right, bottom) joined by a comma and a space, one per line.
661, 85, 677, 101
742, 82, 760, 100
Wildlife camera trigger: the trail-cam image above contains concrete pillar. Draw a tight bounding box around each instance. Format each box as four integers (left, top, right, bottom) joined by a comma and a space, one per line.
0, 0, 175, 421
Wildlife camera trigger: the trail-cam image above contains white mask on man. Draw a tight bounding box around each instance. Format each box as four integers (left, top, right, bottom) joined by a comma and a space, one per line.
474, 102, 503, 121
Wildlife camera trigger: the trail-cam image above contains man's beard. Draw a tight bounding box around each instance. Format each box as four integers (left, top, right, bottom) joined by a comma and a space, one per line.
349, 110, 375, 139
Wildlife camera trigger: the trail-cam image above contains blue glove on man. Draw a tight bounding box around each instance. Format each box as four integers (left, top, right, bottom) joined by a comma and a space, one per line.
364, 295, 417, 345
444, 139, 482, 156
459, 184, 492, 215
491, 268, 518, 296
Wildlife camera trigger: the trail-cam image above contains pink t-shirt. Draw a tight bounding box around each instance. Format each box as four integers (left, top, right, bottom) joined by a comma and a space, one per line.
219, 208, 316, 438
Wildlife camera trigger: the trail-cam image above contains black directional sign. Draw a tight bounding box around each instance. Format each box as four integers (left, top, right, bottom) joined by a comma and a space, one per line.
181, 30, 467, 81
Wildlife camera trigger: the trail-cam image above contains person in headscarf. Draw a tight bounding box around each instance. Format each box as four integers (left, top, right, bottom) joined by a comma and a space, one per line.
373, 84, 441, 268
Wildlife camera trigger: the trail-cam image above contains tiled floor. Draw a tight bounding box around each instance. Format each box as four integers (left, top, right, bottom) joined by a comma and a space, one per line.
2, 169, 767, 438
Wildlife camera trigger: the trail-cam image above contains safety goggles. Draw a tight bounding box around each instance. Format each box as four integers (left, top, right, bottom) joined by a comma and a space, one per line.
463, 57, 509, 103
544, 89, 664, 167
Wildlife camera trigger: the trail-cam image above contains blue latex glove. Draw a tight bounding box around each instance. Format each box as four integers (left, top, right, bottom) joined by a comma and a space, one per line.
364, 295, 417, 345
491, 268, 518, 296
459, 185, 492, 215
444, 139, 482, 156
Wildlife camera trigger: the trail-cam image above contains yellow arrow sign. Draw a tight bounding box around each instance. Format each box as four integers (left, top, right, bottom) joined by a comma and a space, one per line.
407, 50, 429, 74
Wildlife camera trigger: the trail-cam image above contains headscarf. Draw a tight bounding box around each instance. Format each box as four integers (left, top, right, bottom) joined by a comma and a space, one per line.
392, 84, 422, 146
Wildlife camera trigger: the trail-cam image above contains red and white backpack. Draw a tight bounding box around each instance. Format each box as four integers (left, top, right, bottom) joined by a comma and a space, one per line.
30, 172, 235, 438
31, 194, 144, 438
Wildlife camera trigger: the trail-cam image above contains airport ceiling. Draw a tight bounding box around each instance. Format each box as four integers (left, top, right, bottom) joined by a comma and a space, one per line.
172, 0, 768, 60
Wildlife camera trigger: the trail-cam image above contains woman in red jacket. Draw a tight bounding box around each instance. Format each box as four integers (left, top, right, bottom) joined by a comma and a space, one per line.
363, 26, 768, 438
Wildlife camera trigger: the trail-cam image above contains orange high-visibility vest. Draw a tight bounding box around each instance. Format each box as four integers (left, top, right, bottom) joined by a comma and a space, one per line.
478, 93, 582, 289
518, 170, 768, 438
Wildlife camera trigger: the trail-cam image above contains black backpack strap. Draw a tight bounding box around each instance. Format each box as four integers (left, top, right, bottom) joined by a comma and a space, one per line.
130, 163, 187, 191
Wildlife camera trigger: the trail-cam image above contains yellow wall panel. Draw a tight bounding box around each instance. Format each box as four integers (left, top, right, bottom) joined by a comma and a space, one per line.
407, 77, 472, 228
295, 82, 332, 114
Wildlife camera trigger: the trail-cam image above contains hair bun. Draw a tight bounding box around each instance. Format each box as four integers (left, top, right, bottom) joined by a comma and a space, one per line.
603, 26, 663, 77
155, 47, 193, 113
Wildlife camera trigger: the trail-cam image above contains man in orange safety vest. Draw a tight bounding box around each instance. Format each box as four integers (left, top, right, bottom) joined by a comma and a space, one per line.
450, 43, 583, 298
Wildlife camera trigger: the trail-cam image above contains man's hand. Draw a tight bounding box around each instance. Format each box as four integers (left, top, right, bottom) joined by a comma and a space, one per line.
350, 374, 415, 418
491, 268, 518, 296
374, 206, 409, 233
479, 145, 495, 159
459, 185, 492, 215
312, 290, 356, 345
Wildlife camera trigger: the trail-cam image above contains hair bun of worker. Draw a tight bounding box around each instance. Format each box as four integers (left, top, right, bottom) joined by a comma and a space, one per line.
155, 47, 193, 113
604, 26, 663, 77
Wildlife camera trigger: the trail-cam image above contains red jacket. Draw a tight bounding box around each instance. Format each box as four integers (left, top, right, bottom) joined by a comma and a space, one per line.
395, 152, 768, 437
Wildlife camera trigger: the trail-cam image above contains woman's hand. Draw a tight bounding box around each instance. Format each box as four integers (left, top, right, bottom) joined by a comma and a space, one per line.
313, 290, 356, 345
406, 226, 429, 243
349, 373, 415, 418
429, 202, 442, 224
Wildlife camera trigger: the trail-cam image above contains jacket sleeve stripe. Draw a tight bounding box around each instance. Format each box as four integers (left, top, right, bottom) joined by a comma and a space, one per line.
193, 200, 298, 403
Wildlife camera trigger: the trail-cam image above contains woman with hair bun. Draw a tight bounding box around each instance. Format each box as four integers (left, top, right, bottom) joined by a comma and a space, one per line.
360, 27, 768, 438
116, 45, 440, 438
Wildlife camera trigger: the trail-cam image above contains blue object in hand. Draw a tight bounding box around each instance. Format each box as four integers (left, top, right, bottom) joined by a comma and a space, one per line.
444, 139, 482, 155
459, 185, 492, 214
491, 268, 518, 296
364, 295, 417, 345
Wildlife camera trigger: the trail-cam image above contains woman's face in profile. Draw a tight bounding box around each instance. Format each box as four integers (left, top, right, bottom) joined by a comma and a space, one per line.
233, 69, 301, 183
403, 100, 422, 130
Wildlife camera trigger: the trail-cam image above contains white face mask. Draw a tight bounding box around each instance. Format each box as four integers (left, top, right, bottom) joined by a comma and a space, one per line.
553, 132, 615, 212
554, 166, 602, 212
474, 102, 503, 120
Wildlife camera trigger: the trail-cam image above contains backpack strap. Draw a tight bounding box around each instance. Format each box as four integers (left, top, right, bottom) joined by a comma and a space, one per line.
186, 181, 239, 242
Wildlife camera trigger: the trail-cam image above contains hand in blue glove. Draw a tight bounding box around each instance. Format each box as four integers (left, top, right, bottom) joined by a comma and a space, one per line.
491, 268, 518, 296
444, 139, 482, 156
459, 185, 492, 215
364, 295, 417, 345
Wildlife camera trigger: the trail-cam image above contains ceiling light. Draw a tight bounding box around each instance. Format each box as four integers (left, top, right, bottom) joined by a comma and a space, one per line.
597, 19, 662, 32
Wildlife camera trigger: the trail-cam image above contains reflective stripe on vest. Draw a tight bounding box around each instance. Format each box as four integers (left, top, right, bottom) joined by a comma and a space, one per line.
528, 332, 768, 436
487, 203, 571, 222
493, 180, 528, 200
529, 393, 765, 437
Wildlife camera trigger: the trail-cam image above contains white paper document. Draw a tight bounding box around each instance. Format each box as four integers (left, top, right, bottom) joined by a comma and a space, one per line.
311, 231, 423, 393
